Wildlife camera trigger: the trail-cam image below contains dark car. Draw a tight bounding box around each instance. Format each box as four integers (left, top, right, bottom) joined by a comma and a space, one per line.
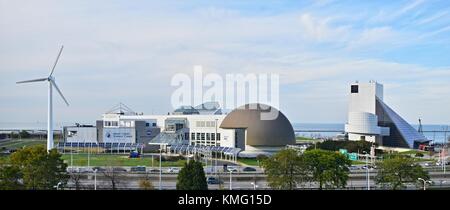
113, 167, 127, 172
242, 167, 257, 172
149, 169, 161, 173
207, 177, 222, 184
131, 166, 146, 172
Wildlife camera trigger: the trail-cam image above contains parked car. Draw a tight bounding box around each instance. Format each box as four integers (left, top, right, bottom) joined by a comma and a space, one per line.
207, 177, 222, 184
113, 167, 127, 172
167, 167, 180, 173
78, 167, 94, 173
349, 166, 360, 170
92, 167, 106, 172
242, 167, 256, 172
227, 166, 239, 172
131, 166, 146, 172
149, 169, 161, 173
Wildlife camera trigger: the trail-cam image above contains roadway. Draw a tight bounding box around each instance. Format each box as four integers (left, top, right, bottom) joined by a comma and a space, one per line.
65, 169, 450, 190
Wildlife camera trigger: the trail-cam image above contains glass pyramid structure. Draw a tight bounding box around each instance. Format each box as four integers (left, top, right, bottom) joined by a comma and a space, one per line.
376, 97, 428, 148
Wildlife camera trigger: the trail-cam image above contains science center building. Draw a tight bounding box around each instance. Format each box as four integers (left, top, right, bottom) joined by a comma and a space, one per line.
62, 102, 296, 157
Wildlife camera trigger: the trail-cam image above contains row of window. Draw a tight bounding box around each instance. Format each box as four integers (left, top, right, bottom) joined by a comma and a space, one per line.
104, 121, 135, 127
104, 121, 118, 127
191, 141, 219, 146
195, 121, 217, 128
185, 132, 221, 141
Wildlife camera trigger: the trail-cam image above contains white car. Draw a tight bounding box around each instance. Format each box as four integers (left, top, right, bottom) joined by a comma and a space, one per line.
167, 167, 180, 173
227, 167, 239, 172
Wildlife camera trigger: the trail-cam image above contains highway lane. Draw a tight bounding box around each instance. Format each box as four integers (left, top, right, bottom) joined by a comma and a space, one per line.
65, 171, 450, 190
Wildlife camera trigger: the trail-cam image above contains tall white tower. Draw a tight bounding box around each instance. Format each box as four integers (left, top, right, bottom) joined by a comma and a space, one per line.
345, 81, 389, 144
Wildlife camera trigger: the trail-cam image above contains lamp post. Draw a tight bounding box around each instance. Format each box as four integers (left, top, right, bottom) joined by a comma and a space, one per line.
418, 178, 432, 190
54, 181, 62, 190
159, 145, 162, 190
86, 140, 90, 170
440, 180, 446, 188
251, 182, 258, 190
443, 126, 448, 175
94, 169, 97, 190
70, 146, 73, 170
215, 119, 218, 175
363, 151, 370, 190
229, 170, 233, 190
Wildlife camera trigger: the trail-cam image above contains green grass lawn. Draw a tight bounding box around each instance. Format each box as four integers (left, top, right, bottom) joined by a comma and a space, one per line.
0, 139, 47, 150
296, 136, 314, 141
238, 158, 260, 166
399, 150, 428, 155
0, 138, 65, 150
60, 154, 187, 167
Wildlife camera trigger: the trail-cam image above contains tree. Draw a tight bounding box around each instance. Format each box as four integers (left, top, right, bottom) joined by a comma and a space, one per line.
139, 175, 154, 190
310, 140, 373, 154
10, 145, 68, 190
376, 154, 429, 190
176, 160, 207, 190
102, 159, 124, 190
0, 163, 23, 190
69, 171, 84, 190
256, 154, 268, 168
302, 149, 351, 189
261, 149, 308, 190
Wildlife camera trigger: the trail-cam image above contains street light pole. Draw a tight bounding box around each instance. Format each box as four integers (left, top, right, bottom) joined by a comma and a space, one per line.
54, 181, 62, 190
363, 151, 370, 190
159, 145, 162, 190
70, 146, 73, 170
215, 119, 218, 175
94, 169, 97, 190
87, 140, 90, 170
418, 178, 432, 190
251, 182, 257, 190
444, 126, 448, 175
229, 171, 233, 190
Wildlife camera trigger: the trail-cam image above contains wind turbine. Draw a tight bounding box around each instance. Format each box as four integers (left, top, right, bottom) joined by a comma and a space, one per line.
16, 45, 69, 151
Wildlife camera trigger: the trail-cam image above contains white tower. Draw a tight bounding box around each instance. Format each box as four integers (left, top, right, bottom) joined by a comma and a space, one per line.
345, 81, 389, 144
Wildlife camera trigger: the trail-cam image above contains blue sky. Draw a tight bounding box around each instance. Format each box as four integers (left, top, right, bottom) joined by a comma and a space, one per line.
1, 0, 450, 125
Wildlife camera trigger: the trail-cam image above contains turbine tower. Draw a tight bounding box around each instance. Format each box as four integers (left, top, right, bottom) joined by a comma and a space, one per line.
16, 45, 69, 151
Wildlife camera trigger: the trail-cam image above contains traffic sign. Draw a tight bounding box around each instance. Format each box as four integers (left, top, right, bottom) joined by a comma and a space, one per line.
348, 153, 358, 161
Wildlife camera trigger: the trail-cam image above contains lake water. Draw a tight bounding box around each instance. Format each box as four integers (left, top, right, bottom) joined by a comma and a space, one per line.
0, 122, 448, 142
293, 123, 450, 143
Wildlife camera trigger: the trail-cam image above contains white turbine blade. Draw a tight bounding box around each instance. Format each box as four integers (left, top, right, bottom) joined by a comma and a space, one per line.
50, 79, 69, 106
16, 77, 48, 84
49, 45, 64, 77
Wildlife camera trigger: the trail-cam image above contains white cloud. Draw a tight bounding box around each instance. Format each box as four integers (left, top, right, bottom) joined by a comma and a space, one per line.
298, 13, 351, 43
346, 27, 396, 50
